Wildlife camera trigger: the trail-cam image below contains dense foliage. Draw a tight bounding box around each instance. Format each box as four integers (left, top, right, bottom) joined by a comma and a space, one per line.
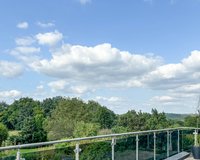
0, 96, 194, 147
0, 123, 8, 146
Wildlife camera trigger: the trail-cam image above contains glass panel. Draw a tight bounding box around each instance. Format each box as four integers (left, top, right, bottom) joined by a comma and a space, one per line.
181, 130, 194, 152
138, 134, 154, 160
156, 132, 167, 160
0, 129, 195, 160
0, 149, 17, 160
169, 130, 178, 156
20, 144, 75, 160
115, 136, 136, 160
80, 139, 112, 160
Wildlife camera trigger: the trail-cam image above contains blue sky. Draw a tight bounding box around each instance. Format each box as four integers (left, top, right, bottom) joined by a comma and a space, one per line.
1, 0, 200, 114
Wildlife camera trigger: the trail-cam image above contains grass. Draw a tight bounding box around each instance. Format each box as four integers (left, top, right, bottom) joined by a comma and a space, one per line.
8, 130, 20, 137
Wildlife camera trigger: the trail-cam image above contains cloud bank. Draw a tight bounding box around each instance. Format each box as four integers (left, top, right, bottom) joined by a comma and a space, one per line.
17, 22, 29, 29
5, 29, 200, 113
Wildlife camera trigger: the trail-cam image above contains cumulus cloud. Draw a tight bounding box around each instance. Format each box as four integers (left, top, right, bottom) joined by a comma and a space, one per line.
17, 22, 29, 29
35, 30, 63, 46
94, 96, 124, 112
10, 46, 40, 63
37, 21, 55, 28
0, 61, 23, 78
36, 85, 44, 91
0, 90, 22, 99
95, 96, 122, 102
9, 27, 200, 111
182, 50, 200, 70
48, 80, 68, 91
11, 46, 40, 55
173, 84, 200, 94
70, 85, 89, 94
48, 79, 91, 94
151, 95, 177, 103
31, 43, 160, 78
15, 37, 35, 46
139, 51, 200, 91
30, 43, 161, 91
145, 51, 200, 110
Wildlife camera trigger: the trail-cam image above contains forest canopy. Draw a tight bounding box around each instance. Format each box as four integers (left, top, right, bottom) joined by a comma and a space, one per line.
0, 97, 193, 145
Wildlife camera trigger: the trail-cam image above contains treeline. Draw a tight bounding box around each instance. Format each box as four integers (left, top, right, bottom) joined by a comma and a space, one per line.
0, 97, 196, 146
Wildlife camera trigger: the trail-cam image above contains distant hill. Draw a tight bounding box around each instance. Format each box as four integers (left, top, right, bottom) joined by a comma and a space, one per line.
165, 113, 192, 121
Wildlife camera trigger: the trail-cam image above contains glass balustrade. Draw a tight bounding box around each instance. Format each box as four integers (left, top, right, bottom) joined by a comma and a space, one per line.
115, 136, 136, 160
0, 127, 196, 160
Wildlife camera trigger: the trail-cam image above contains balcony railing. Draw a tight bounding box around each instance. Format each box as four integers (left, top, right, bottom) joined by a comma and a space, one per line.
0, 127, 196, 160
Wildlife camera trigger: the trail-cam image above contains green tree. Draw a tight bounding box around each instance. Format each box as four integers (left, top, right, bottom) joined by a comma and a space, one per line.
117, 110, 148, 131
45, 98, 116, 140
85, 101, 116, 129
73, 121, 100, 138
0, 123, 8, 146
0, 97, 41, 130
111, 126, 128, 133
41, 96, 63, 117
20, 116, 47, 143
184, 115, 197, 127
45, 98, 86, 140
146, 109, 169, 130
94, 106, 116, 129
0, 102, 8, 112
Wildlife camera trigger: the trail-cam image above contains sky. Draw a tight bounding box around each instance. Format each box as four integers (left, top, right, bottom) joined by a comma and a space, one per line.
1, 0, 200, 114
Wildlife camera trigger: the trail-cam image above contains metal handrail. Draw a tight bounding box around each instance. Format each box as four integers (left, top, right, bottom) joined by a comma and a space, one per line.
0, 127, 195, 151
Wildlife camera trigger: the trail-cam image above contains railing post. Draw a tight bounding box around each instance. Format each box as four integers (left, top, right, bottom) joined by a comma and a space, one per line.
177, 130, 180, 153
167, 131, 169, 157
111, 138, 116, 160
194, 129, 198, 146
169, 131, 172, 151
74, 143, 81, 160
136, 134, 139, 160
181, 130, 184, 151
16, 149, 20, 160
154, 132, 156, 160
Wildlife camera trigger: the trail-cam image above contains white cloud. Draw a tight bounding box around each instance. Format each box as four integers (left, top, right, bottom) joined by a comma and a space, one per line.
94, 96, 124, 112
10, 46, 40, 63
145, 51, 200, 112
79, 0, 91, 5
11, 46, 40, 55
15, 37, 35, 46
36, 85, 44, 91
17, 22, 29, 29
95, 96, 122, 102
37, 22, 55, 28
48, 79, 91, 94
182, 84, 200, 93
141, 51, 200, 90
30, 43, 161, 92
48, 80, 68, 91
10, 46, 40, 64
0, 90, 22, 99
182, 50, 200, 70
151, 96, 176, 103
0, 61, 23, 78
150, 63, 185, 79
70, 85, 89, 94
35, 30, 63, 46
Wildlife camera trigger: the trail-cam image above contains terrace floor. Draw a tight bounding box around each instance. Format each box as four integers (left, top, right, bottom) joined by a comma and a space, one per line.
184, 155, 195, 160
185, 156, 194, 160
